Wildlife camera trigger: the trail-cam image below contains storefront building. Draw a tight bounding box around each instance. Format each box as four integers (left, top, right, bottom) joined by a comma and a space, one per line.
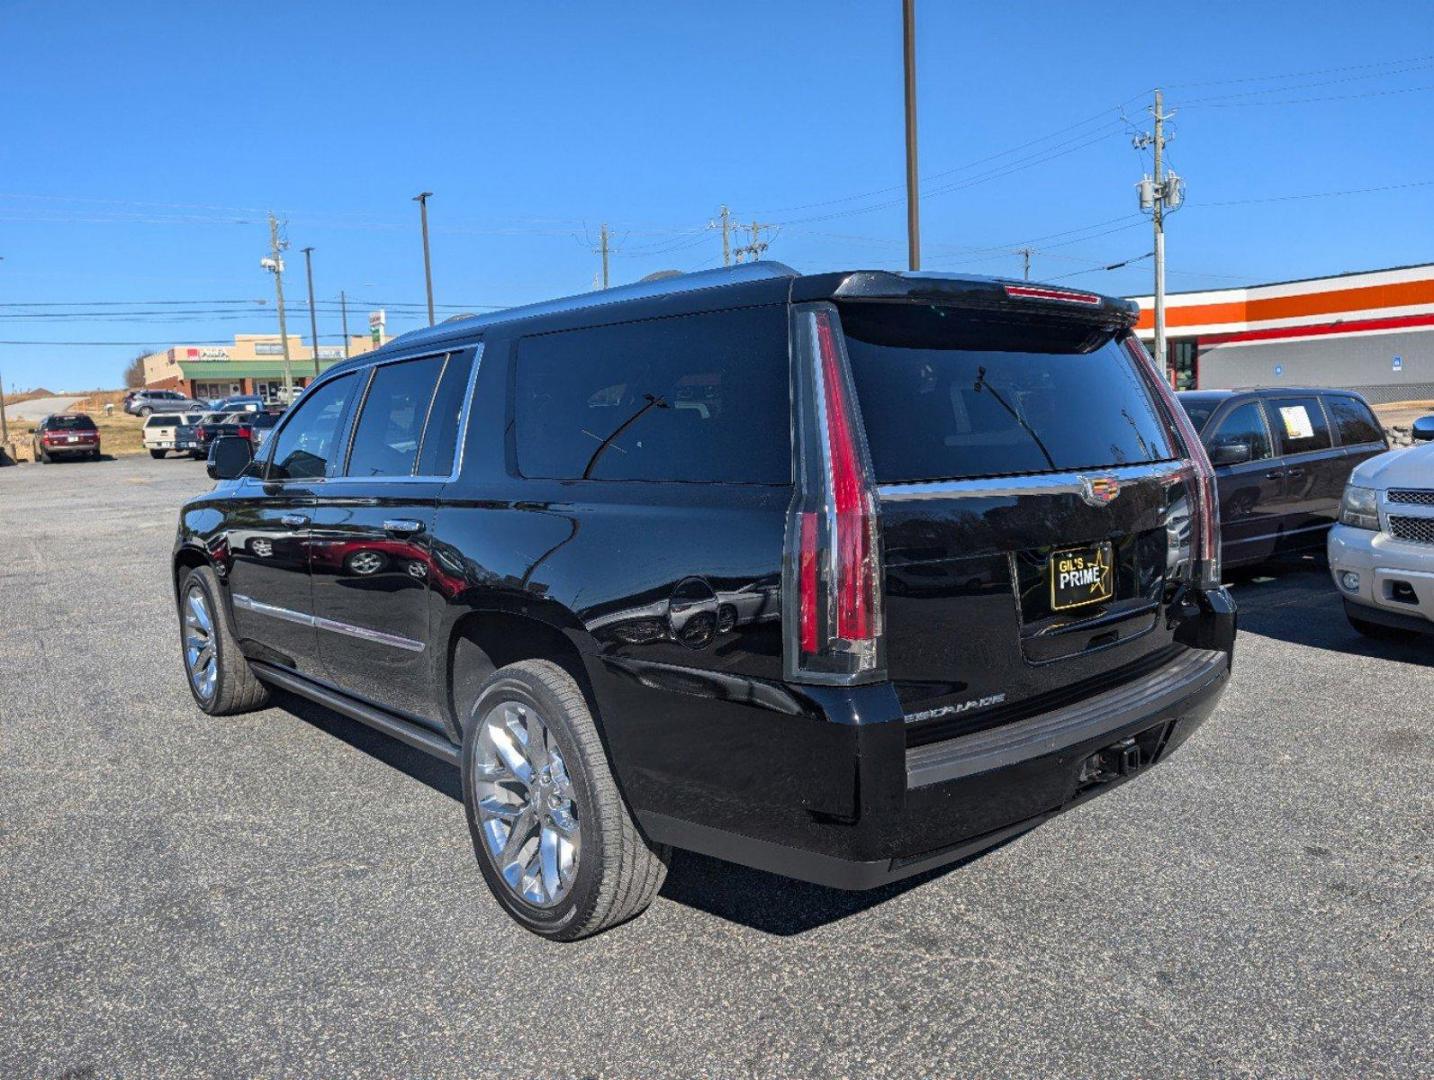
141, 327, 389, 402
1131, 263, 1434, 403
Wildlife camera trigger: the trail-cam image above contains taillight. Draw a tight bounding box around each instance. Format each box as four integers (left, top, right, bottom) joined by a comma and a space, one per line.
236, 426, 252, 439
1122, 334, 1222, 589
783, 304, 885, 684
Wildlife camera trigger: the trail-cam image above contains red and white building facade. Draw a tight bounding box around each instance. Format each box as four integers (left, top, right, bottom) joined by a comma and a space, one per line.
1132, 262, 1434, 403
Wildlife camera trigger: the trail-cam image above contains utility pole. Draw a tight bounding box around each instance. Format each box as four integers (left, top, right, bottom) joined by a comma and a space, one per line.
1152, 88, 1167, 379
1133, 89, 1182, 383
0, 367, 9, 446
263, 213, 294, 402
413, 191, 435, 325
301, 247, 320, 376
732, 221, 772, 263
1018, 247, 1034, 281
711, 205, 733, 267
340, 290, 351, 358
599, 224, 611, 289
902, 0, 921, 271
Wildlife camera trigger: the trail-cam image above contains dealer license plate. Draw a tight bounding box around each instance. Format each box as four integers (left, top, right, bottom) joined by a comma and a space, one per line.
1049, 542, 1115, 611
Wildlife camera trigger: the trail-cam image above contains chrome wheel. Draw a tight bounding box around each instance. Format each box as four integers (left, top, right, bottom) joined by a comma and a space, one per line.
470, 700, 581, 908
183, 586, 218, 701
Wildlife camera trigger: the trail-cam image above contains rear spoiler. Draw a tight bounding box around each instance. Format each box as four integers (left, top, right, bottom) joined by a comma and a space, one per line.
794, 270, 1139, 328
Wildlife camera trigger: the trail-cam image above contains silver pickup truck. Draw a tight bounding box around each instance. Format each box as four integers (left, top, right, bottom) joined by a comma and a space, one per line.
142, 413, 203, 459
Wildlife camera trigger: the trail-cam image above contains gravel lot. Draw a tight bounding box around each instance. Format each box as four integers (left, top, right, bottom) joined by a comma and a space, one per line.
1, 456, 1429, 1078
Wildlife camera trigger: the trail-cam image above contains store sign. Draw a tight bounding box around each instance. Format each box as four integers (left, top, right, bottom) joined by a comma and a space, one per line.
198, 347, 230, 360
369, 309, 386, 345
1393, 355, 1403, 372
317, 346, 345, 360
254, 342, 284, 356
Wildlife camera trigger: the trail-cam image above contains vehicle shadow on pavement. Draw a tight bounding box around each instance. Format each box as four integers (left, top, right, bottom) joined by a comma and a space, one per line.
656, 850, 964, 935
1228, 553, 1431, 668
268, 688, 463, 801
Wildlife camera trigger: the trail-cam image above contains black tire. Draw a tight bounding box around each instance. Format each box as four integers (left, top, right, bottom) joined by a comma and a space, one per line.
177, 565, 270, 715
1348, 613, 1413, 641
138, 406, 153, 416
461, 659, 669, 941
37, 447, 50, 464
150, 449, 166, 459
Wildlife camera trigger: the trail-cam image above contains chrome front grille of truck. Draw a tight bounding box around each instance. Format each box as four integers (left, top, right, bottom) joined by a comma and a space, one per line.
1387, 489, 1434, 507
1389, 515, 1434, 545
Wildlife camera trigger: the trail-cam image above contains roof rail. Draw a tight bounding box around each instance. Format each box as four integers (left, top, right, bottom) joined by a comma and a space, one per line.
384, 262, 799, 351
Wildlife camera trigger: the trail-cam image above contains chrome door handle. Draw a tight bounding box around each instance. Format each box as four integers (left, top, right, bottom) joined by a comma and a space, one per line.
280, 513, 309, 528
1264, 470, 1285, 480
383, 518, 425, 536
1285, 467, 1305, 479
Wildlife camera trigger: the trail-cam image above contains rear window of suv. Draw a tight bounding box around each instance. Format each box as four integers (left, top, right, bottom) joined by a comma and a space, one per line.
840, 305, 1175, 483
514, 306, 790, 484
47, 415, 97, 431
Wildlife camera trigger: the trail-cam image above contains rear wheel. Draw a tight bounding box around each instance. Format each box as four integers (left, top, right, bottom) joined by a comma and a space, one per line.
178, 565, 270, 715
37, 446, 50, 464
138, 406, 152, 417
461, 659, 669, 941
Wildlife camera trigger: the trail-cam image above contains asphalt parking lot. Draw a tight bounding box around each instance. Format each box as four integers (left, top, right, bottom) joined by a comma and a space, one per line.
1, 455, 1429, 1079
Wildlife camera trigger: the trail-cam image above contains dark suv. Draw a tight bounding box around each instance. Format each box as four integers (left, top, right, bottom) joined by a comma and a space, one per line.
1177, 388, 1388, 568
174, 265, 1235, 940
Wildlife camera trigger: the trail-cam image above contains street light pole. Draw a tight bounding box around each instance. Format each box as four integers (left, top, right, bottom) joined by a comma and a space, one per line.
301, 247, 321, 376
413, 192, 435, 326
340, 289, 351, 358
902, 0, 921, 271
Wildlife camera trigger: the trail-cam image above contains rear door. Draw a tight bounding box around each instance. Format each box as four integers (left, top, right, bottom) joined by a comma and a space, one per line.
1325, 392, 1389, 480
1202, 399, 1283, 566
308, 349, 476, 723
1261, 394, 1342, 548
839, 301, 1191, 736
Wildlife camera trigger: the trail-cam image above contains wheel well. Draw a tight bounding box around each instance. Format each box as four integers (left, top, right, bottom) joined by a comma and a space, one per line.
447, 612, 597, 737
173, 548, 208, 594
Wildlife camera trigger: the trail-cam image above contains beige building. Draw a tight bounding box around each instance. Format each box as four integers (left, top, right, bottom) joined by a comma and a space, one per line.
142, 327, 391, 401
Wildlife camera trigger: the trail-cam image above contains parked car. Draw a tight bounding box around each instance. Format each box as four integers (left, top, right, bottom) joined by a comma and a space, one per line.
190, 412, 255, 458
1328, 414, 1434, 638
30, 413, 100, 462
126, 389, 208, 416
1177, 387, 1388, 569
210, 395, 266, 413
174, 265, 1235, 940
143, 412, 204, 458
246, 409, 281, 452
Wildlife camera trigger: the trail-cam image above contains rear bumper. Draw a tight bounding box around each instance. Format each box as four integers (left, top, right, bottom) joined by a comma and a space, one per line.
634, 585, 1235, 890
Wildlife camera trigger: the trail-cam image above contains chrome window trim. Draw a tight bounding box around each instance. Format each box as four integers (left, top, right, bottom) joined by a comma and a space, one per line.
254, 343, 483, 488
232, 593, 425, 653
877, 460, 1185, 502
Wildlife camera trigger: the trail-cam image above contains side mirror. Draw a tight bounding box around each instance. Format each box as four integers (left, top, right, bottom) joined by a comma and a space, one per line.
1209, 442, 1252, 466
207, 435, 254, 480
1412, 416, 1434, 443
27, 428, 36, 435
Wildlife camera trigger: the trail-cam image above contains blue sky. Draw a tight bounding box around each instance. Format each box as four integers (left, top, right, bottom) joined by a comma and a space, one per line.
2, 0, 1431, 390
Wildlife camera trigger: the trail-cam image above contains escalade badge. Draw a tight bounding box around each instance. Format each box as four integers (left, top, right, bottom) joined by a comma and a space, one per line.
1080, 475, 1121, 508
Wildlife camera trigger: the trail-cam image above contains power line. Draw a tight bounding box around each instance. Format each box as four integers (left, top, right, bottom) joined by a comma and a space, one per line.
1184, 83, 1434, 109
1194, 179, 1434, 207
1165, 53, 1434, 90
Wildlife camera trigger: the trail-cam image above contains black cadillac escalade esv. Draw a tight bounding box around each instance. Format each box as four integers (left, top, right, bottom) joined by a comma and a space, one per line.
174, 265, 1236, 940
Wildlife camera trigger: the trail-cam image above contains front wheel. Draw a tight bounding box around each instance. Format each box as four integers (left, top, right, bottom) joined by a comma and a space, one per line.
461, 659, 669, 941
178, 565, 270, 715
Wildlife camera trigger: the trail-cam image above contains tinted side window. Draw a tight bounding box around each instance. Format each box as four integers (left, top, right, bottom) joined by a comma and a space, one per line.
266, 373, 357, 481
416, 350, 476, 476
1207, 402, 1272, 462
346, 356, 445, 477
514, 306, 790, 483
1264, 396, 1332, 454
1325, 396, 1384, 446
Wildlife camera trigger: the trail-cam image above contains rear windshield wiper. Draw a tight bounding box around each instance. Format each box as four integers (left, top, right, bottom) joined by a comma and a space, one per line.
972, 367, 1056, 471
582, 393, 668, 479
